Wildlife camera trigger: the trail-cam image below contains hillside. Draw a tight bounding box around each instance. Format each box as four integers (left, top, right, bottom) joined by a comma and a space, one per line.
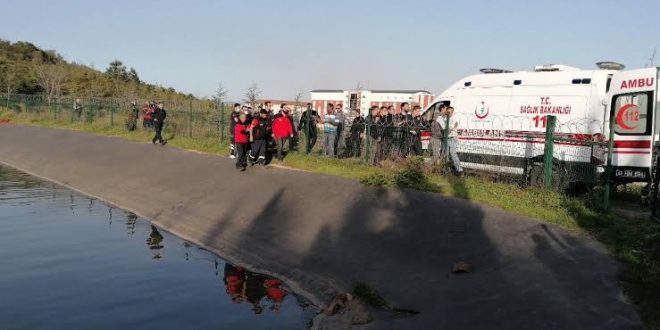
0, 39, 196, 102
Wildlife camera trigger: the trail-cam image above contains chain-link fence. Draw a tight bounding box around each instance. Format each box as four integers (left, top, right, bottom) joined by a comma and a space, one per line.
1, 94, 619, 207
2, 93, 233, 142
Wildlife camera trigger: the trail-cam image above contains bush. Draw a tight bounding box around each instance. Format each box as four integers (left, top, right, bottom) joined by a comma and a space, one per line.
394, 156, 427, 189
359, 172, 392, 187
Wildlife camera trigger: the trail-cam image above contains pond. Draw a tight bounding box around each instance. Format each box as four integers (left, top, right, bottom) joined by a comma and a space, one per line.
0, 165, 317, 330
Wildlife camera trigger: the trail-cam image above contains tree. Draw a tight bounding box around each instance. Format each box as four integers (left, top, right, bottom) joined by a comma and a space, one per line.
35, 61, 67, 105
127, 67, 140, 84
293, 90, 303, 114
213, 82, 229, 141
212, 82, 228, 105
243, 83, 261, 108
105, 60, 128, 81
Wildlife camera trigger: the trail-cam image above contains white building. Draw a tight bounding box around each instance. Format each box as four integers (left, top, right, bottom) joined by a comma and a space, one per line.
310, 89, 434, 115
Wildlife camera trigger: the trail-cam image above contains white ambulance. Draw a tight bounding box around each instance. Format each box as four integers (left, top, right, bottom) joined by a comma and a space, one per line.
423, 63, 659, 188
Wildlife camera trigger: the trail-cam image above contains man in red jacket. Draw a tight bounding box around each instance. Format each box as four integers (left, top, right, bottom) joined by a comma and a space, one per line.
271, 106, 294, 161
234, 113, 251, 171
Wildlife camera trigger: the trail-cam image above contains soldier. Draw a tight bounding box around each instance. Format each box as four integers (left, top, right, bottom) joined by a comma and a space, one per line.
380, 106, 394, 159
151, 102, 167, 145
333, 104, 346, 156
298, 103, 321, 153
344, 109, 365, 158
249, 109, 270, 166
366, 106, 382, 164
408, 105, 426, 156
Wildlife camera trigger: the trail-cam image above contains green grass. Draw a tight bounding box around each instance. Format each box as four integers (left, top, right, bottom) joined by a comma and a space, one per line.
2, 109, 659, 328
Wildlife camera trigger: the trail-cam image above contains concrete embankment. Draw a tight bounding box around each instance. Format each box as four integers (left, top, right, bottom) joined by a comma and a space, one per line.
0, 125, 641, 329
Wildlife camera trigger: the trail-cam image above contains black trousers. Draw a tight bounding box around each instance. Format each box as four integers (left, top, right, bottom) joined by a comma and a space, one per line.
344, 133, 362, 158
275, 137, 287, 160
250, 139, 267, 163
229, 126, 236, 156
152, 122, 164, 144
304, 129, 317, 153
410, 134, 422, 156
235, 143, 248, 168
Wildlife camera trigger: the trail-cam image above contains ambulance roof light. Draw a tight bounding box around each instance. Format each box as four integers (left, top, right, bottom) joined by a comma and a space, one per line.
480, 68, 513, 74
534, 64, 580, 72
596, 61, 625, 71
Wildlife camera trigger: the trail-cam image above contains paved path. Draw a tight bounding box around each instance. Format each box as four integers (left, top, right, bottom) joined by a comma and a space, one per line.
0, 125, 641, 329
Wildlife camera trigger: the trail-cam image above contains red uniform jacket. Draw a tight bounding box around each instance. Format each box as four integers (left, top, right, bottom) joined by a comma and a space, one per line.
234, 122, 250, 143
143, 106, 153, 119
272, 115, 293, 138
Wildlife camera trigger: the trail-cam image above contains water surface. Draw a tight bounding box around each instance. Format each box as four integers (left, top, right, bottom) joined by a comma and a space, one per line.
0, 166, 316, 330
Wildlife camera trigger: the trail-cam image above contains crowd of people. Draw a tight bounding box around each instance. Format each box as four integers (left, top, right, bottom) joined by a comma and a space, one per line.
231, 101, 299, 171
129, 98, 462, 175
230, 101, 463, 175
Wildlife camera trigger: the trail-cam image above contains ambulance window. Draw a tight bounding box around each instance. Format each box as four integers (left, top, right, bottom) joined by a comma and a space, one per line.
424, 102, 448, 122
423, 103, 439, 121
613, 92, 652, 135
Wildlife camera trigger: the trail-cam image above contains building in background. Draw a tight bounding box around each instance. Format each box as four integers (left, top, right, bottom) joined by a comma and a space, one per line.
257, 99, 308, 113
310, 89, 434, 115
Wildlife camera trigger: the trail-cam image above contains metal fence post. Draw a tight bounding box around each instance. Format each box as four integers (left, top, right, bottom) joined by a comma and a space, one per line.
110, 101, 115, 127
188, 100, 193, 138
364, 116, 371, 163
651, 155, 660, 221
442, 115, 450, 159
218, 101, 225, 143
603, 111, 616, 211
54, 97, 59, 121
544, 115, 557, 189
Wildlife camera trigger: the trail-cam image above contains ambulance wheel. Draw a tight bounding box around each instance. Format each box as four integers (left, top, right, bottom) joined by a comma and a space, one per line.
528, 164, 566, 191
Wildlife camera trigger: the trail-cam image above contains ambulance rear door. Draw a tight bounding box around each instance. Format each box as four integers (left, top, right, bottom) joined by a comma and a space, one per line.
608, 68, 658, 183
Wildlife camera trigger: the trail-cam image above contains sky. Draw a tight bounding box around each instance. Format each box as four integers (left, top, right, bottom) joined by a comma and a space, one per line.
1, 0, 659, 101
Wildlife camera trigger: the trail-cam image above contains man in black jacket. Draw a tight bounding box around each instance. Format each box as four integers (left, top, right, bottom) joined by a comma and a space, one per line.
365, 106, 382, 164
380, 106, 394, 159
344, 109, 365, 158
152, 102, 167, 145
408, 105, 426, 156
298, 103, 320, 153
249, 109, 270, 166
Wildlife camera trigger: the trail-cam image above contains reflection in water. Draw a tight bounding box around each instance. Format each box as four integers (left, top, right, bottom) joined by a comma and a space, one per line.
224, 264, 288, 314
125, 212, 138, 236
146, 225, 164, 259
0, 165, 316, 329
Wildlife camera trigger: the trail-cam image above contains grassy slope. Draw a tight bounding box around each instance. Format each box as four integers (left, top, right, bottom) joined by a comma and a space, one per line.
2, 110, 659, 329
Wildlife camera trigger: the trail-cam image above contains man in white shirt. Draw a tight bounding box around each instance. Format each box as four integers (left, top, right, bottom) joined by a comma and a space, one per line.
437, 106, 463, 175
